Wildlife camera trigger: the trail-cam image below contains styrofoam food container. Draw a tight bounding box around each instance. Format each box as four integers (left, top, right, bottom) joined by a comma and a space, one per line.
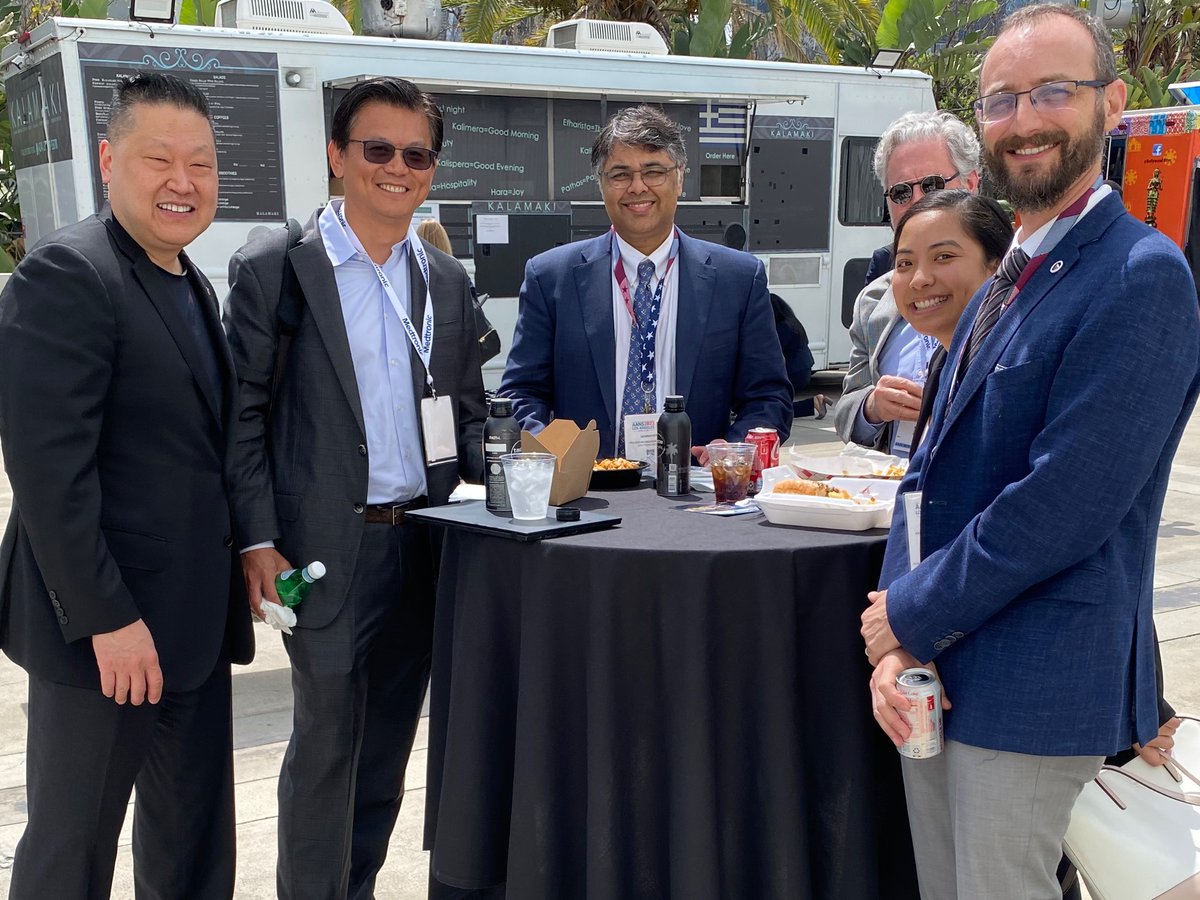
756, 476, 896, 531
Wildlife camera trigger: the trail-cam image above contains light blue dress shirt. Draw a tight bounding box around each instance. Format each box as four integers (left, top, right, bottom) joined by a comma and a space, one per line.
319, 200, 427, 504
851, 321, 929, 454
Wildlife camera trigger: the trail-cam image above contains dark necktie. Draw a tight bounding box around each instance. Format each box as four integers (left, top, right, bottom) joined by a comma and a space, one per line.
618, 259, 657, 453
958, 246, 1030, 378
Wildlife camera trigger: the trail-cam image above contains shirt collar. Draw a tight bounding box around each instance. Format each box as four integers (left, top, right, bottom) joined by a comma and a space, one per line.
319, 199, 410, 268
1016, 182, 1112, 258
613, 228, 675, 279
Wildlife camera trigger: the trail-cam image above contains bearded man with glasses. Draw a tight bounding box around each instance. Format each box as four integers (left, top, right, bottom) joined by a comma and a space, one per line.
501, 104, 792, 461
833, 110, 982, 459
862, 6, 1200, 897
224, 76, 486, 899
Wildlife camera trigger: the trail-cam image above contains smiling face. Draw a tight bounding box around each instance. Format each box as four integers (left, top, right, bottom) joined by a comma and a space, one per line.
98, 101, 218, 273
892, 208, 999, 347
328, 101, 437, 255
884, 138, 979, 228
978, 15, 1125, 226
599, 142, 683, 255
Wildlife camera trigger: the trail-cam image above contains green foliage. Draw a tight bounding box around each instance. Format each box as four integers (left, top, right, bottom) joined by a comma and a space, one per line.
178, 0, 221, 25
670, 0, 771, 59
1113, 0, 1200, 111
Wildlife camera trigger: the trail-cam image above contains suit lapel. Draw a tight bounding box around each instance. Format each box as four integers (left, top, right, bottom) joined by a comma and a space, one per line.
101, 211, 224, 426
182, 250, 233, 425
573, 235, 618, 438
674, 232, 715, 403
289, 233, 368, 438
938, 196, 1125, 440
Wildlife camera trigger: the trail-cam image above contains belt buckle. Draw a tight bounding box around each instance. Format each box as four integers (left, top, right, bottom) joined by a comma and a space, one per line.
390, 504, 405, 526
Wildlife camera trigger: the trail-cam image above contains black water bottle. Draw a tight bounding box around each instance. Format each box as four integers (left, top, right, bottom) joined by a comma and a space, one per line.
656, 395, 691, 497
484, 397, 520, 512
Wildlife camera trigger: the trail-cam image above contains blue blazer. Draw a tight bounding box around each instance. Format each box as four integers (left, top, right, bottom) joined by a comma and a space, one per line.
880, 194, 1200, 756
500, 230, 794, 457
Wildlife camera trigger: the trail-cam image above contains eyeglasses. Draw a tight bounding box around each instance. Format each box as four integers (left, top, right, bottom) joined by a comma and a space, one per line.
884, 172, 961, 205
974, 80, 1110, 124
600, 165, 679, 189
346, 139, 438, 170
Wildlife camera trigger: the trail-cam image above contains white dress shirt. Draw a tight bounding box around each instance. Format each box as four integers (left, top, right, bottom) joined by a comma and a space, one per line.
611, 229, 679, 429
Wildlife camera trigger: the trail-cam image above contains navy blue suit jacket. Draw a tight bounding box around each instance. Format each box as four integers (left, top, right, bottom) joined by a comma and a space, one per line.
880, 194, 1200, 756
500, 230, 793, 456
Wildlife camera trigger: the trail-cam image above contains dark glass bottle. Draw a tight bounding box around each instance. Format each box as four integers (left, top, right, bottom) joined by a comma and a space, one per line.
484, 396, 520, 512
656, 395, 691, 497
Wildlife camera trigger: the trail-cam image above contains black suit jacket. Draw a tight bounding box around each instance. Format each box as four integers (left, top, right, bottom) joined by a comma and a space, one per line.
0, 207, 253, 691
223, 211, 487, 630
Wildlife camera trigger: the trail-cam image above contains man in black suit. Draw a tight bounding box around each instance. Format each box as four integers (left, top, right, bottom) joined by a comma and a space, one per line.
224, 77, 486, 899
0, 73, 254, 898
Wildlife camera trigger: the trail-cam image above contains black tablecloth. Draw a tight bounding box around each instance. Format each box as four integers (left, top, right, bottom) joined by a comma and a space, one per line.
423, 486, 918, 900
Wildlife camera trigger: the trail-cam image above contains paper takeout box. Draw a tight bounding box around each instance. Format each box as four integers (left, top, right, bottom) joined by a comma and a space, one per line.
520, 419, 600, 505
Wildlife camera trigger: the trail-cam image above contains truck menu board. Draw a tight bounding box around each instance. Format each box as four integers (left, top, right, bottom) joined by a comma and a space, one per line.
78, 42, 285, 221
7, 54, 73, 169
430, 94, 549, 201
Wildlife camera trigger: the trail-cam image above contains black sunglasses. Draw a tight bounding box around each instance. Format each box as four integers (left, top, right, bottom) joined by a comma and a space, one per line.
347, 139, 438, 170
884, 172, 960, 205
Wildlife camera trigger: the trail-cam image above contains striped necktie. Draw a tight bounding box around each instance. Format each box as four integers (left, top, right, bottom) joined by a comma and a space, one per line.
958, 246, 1030, 378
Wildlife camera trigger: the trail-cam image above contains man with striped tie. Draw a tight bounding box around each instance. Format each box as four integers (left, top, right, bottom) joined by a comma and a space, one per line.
860, 4, 1200, 897
500, 104, 793, 460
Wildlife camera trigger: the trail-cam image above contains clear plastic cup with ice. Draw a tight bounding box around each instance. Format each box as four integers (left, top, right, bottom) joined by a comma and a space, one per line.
500, 452, 557, 520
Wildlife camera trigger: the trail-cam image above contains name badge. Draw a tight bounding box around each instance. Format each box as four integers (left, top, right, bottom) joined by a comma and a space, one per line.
421, 395, 458, 465
891, 419, 916, 459
903, 490, 923, 572
623, 413, 659, 465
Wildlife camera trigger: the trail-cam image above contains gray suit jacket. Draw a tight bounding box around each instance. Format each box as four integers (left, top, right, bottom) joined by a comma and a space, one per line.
223, 211, 486, 630
831, 271, 901, 451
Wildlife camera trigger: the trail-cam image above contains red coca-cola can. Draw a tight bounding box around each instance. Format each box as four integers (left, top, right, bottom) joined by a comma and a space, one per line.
746, 427, 780, 495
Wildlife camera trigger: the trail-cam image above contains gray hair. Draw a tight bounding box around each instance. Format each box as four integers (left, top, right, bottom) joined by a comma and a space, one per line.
993, 3, 1118, 85
872, 110, 981, 189
591, 104, 687, 175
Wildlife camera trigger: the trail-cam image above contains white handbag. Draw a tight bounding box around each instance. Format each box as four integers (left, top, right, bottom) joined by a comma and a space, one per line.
1063, 716, 1200, 900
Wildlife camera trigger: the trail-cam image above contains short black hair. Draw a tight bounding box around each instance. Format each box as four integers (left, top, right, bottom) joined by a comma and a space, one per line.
331, 77, 443, 154
893, 190, 1013, 268
107, 72, 212, 144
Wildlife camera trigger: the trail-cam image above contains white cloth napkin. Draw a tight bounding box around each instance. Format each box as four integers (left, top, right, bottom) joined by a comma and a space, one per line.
259, 602, 297, 635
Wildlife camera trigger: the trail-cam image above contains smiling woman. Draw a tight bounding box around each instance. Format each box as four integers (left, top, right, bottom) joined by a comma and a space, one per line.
891, 190, 1013, 349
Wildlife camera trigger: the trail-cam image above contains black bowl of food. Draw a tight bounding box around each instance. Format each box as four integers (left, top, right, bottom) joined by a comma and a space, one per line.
590, 458, 648, 490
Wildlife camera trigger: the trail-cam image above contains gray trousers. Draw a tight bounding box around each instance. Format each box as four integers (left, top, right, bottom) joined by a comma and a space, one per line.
901, 739, 1103, 900
277, 520, 435, 900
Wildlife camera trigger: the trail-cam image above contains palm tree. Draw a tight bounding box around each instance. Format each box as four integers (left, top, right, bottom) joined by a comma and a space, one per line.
1112, 0, 1200, 109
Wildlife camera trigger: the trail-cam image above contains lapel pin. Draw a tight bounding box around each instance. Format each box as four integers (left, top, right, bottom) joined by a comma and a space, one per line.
1050, 260, 1063, 273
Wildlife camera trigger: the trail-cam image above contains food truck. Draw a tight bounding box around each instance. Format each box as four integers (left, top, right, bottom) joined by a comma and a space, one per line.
1, 14, 936, 380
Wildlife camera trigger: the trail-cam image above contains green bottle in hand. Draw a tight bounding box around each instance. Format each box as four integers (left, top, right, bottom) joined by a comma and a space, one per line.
274, 561, 326, 608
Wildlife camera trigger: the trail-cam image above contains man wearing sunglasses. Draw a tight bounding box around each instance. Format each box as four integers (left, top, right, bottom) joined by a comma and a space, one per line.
224, 77, 486, 899
833, 111, 981, 459
501, 104, 792, 460
863, 5, 1200, 897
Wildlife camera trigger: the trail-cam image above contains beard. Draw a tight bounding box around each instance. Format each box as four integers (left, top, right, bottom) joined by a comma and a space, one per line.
983, 103, 1106, 212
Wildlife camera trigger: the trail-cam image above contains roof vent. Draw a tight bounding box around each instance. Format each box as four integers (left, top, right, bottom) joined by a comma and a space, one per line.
547, 19, 669, 55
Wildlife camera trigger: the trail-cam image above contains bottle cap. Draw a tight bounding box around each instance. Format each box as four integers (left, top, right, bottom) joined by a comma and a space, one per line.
664, 395, 685, 412
307, 561, 326, 579
489, 396, 513, 417
555, 507, 581, 522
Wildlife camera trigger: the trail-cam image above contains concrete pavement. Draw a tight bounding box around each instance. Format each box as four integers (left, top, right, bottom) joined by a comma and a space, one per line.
1, 400, 1198, 897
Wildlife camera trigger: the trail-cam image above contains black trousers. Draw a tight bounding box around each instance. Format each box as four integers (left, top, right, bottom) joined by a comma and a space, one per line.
277, 519, 435, 900
10, 661, 235, 900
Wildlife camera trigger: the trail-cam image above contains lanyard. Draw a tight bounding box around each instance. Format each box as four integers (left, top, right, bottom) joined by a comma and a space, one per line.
612, 228, 680, 398
915, 333, 939, 384
1004, 177, 1104, 309
334, 202, 437, 395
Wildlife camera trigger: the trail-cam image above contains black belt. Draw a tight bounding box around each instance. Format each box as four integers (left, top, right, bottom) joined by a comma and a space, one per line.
363, 497, 427, 525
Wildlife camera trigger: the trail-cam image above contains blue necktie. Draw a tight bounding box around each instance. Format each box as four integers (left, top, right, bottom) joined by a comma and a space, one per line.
618, 258, 657, 455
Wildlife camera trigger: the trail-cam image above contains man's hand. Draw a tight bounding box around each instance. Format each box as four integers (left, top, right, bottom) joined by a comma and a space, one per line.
92, 618, 162, 706
1134, 717, 1180, 767
865, 376, 923, 424
692, 438, 727, 468
861, 589, 901, 665
242, 547, 294, 621
870, 650, 951, 747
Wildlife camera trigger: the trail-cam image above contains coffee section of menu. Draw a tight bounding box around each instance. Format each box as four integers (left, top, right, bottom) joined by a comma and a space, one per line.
429, 95, 712, 202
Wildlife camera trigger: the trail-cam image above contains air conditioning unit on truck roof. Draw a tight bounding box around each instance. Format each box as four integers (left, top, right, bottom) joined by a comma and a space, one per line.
215, 0, 353, 34
547, 20, 669, 55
